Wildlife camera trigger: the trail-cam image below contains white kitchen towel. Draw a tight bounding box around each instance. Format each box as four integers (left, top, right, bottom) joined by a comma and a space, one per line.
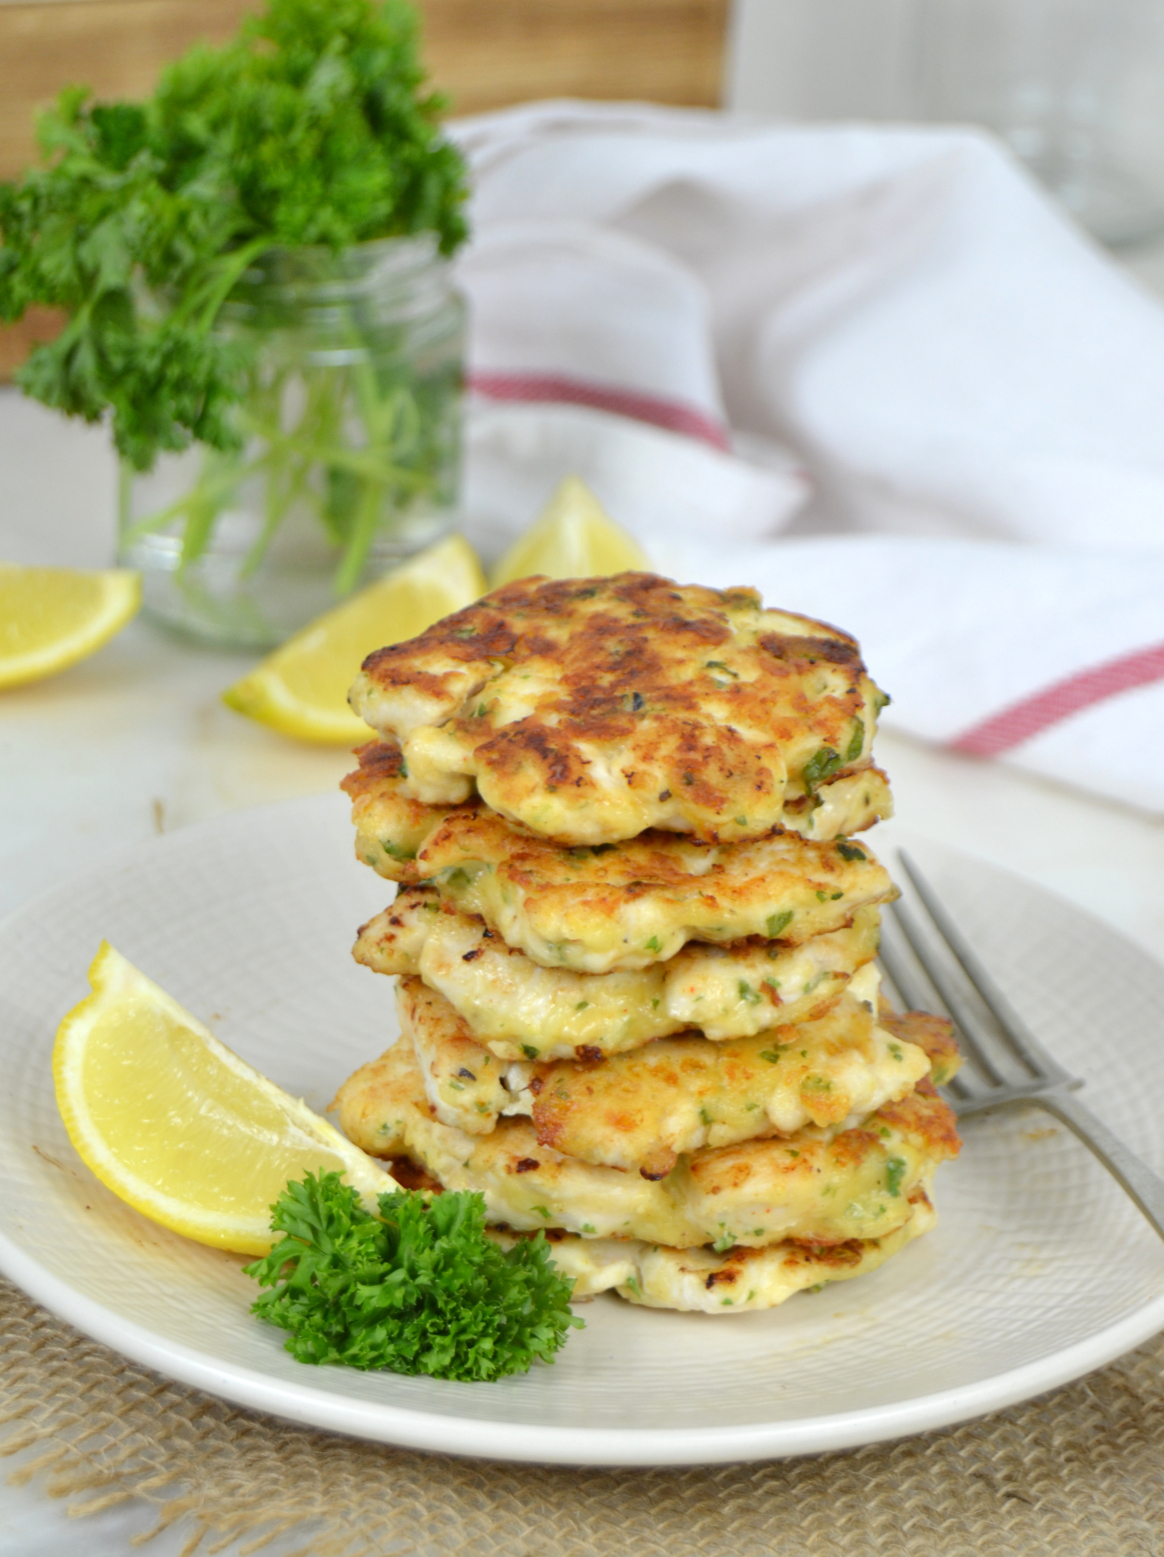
451, 102, 1164, 813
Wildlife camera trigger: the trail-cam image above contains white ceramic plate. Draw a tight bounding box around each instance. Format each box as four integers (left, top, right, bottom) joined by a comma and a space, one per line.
1, 794, 1163, 1466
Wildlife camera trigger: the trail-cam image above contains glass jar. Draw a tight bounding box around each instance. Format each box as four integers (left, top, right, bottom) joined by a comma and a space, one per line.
727, 0, 1164, 246
914, 0, 1164, 246
118, 236, 464, 648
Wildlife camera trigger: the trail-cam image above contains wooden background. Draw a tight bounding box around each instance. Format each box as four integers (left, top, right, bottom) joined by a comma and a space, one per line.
0, 0, 730, 378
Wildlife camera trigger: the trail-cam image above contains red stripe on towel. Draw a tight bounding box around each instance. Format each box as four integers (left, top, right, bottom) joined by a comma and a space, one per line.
468, 370, 732, 451
950, 641, 1164, 756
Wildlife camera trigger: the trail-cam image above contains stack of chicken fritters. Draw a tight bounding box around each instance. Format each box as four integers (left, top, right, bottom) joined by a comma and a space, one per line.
333, 573, 961, 1313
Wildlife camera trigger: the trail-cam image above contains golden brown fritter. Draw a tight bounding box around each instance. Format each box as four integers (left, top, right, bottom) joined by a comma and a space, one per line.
497, 1196, 938, 1311
331, 1033, 960, 1249
416, 811, 896, 972
879, 1007, 962, 1086
396, 974, 932, 1176
343, 740, 895, 884
348, 573, 889, 846
341, 741, 471, 885
354, 888, 882, 1058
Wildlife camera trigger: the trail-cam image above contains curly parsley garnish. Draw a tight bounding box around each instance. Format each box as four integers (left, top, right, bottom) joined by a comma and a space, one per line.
245, 1172, 581, 1382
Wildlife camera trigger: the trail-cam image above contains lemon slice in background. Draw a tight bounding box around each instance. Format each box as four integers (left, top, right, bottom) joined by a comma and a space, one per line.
222, 533, 486, 744
490, 475, 651, 588
54, 942, 394, 1255
0, 563, 141, 691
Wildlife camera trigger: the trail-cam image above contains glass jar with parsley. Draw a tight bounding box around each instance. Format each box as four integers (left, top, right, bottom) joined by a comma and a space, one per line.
0, 0, 469, 648
119, 236, 464, 645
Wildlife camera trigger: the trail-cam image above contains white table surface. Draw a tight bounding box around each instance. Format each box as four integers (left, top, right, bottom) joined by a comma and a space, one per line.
4, 241, 1164, 1552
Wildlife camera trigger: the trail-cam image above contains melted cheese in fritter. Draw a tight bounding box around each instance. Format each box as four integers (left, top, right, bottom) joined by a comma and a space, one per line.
332, 1033, 960, 1249
502, 1194, 938, 1311
354, 888, 882, 1058
419, 813, 895, 972
348, 573, 888, 846
396, 974, 935, 1177
342, 741, 894, 886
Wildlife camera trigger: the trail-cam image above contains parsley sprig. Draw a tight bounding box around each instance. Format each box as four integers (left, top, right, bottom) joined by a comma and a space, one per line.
0, 0, 468, 473
245, 1173, 582, 1381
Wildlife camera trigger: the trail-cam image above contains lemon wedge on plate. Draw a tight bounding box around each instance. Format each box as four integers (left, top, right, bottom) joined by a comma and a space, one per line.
490, 476, 651, 588
222, 533, 486, 744
54, 942, 393, 1255
0, 563, 141, 690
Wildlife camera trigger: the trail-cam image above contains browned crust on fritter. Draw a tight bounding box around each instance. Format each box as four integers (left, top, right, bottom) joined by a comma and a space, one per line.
340, 739, 407, 796
352, 574, 885, 844
342, 740, 475, 885
343, 742, 895, 890
686, 1087, 961, 1202
874, 1085, 962, 1158
418, 808, 895, 963
383, 1157, 443, 1194
879, 1008, 963, 1086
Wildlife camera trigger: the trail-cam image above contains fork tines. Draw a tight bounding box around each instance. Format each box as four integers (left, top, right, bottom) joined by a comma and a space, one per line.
878, 851, 1079, 1116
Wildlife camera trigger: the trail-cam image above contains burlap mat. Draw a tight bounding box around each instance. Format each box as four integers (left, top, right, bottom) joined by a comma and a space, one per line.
2, 1278, 1163, 1557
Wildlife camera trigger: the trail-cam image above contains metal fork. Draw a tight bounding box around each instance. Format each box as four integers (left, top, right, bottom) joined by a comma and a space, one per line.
877, 849, 1164, 1243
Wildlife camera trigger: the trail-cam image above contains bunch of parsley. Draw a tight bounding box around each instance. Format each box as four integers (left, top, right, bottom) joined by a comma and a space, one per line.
245, 1173, 582, 1382
0, 0, 468, 473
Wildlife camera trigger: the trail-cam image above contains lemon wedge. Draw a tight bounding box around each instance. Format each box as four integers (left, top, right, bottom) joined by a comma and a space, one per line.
0, 563, 141, 691
490, 476, 651, 588
54, 942, 394, 1255
222, 533, 486, 744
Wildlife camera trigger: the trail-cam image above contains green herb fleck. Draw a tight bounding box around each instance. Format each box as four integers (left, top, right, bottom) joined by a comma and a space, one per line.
888, 1043, 903, 1061
644, 936, 661, 952
705, 660, 738, 677
575, 1000, 589, 1011
712, 1230, 735, 1253
381, 839, 417, 862
766, 910, 793, 939
532, 1205, 552, 1220
245, 1172, 580, 1382
835, 841, 866, 862
581, 1223, 596, 1235
759, 1049, 783, 1064
885, 1157, 907, 1197
802, 747, 842, 794
521, 1044, 539, 1061
845, 720, 865, 763
737, 980, 761, 1005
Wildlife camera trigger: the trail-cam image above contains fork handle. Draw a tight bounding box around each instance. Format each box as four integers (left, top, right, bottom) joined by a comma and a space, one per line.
1035, 1089, 1164, 1243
